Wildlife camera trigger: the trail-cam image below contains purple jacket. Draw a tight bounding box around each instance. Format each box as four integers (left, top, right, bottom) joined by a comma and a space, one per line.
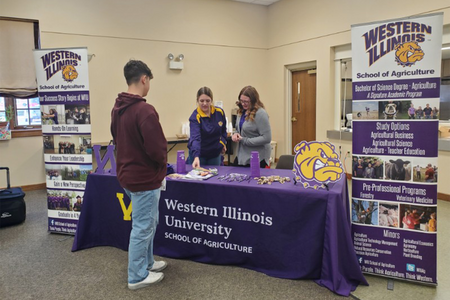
188, 106, 227, 159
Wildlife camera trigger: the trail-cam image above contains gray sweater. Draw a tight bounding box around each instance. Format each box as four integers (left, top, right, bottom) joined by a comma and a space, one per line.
236, 108, 272, 166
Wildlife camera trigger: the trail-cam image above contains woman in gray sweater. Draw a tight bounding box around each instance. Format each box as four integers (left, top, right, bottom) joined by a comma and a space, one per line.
232, 86, 272, 167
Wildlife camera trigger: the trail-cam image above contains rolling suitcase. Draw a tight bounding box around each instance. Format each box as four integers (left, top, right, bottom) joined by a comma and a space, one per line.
0, 167, 26, 227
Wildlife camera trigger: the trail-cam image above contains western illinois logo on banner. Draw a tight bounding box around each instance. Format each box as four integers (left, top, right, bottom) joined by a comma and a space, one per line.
362, 21, 431, 67
40, 50, 82, 81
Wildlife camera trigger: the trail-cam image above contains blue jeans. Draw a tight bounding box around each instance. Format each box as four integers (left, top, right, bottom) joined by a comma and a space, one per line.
124, 188, 160, 284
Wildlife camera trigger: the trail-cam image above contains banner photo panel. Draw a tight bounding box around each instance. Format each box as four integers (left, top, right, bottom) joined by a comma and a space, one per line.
33, 48, 92, 235
351, 13, 442, 285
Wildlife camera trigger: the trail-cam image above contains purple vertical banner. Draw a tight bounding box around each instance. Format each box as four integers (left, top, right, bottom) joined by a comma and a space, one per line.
33, 48, 93, 235
350, 14, 442, 285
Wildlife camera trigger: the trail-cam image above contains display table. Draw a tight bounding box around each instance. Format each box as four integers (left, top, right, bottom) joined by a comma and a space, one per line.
94, 138, 190, 152
72, 166, 367, 296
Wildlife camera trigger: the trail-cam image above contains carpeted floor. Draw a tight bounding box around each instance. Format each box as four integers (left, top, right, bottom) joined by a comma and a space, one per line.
0, 189, 343, 300
1, 189, 449, 299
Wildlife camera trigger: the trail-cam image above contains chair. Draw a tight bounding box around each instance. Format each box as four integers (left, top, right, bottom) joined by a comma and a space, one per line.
276, 155, 295, 170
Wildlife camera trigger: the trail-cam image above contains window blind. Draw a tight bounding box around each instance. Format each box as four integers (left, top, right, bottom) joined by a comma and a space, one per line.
0, 18, 39, 97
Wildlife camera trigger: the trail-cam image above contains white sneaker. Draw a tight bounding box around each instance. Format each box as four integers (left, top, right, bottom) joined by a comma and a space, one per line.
150, 260, 167, 272
128, 272, 164, 290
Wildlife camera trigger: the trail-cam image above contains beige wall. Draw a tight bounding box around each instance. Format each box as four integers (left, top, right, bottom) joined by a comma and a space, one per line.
0, 136, 45, 187
0, 0, 268, 187
1, 0, 450, 195
266, 0, 450, 194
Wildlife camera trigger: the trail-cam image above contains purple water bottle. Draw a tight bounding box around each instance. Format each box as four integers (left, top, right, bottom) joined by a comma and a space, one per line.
250, 151, 260, 177
177, 150, 186, 174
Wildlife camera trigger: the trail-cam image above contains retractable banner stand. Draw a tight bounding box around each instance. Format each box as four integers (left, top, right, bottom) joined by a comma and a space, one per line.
33, 48, 92, 234
351, 13, 442, 284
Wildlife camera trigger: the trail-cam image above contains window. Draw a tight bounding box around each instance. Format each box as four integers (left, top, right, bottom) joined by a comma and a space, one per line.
0, 97, 6, 121
333, 44, 352, 131
15, 97, 41, 126
0, 17, 41, 137
0, 96, 41, 129
340, 60, 352, 129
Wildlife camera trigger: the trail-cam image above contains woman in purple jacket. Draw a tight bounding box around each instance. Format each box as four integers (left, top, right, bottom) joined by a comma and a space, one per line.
187, 87, 227, 169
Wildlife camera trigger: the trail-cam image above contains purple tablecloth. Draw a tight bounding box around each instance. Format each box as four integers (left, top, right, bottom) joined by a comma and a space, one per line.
72, 166, 367, 296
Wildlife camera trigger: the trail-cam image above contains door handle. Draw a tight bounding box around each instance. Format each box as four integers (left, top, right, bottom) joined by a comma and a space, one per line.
291, 117, 297, 122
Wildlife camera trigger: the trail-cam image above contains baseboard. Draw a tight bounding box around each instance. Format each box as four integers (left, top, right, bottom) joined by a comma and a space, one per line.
438, 192, 450, 202
10, 183, 47, 191
345, 173, 449, 202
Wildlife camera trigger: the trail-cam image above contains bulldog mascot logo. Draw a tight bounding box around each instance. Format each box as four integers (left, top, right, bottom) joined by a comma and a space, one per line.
394, 41, 424, 67
61, 65, 79, 82
293, 141, 344, 190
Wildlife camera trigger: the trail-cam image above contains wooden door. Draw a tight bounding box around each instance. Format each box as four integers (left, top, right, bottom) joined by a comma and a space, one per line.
291, 70, 316, 153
